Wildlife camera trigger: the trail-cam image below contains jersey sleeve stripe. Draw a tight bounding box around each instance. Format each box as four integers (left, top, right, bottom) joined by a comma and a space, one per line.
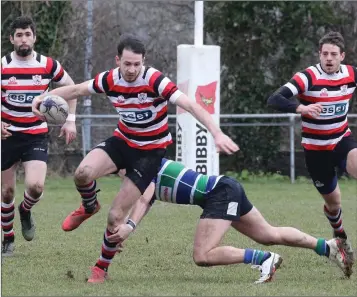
347, 65, 357, 85
105, 69, 114, 92
147, 69, 162, 92
53, 66, 65, 82
92, 72, 107, 93
298, 72, 310, 92
158, 77, 171, 95
161, 81, 178, 99
168, 89, 183, 104
45, 57, 55, 75
292, 73, 305, 92
284, 82, 299, 95
304, 68, 315, 86
52, 60, 63, 77
153, 73, 165, 96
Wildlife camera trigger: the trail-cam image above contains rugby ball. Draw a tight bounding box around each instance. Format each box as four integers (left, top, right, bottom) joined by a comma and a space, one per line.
39, 95, 69, 125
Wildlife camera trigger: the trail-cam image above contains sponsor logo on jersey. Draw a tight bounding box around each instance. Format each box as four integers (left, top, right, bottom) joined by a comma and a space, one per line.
119, 110, 153, 122
320, 103, 348, 117
7, 92, 41, 104
195, 81, 217, 114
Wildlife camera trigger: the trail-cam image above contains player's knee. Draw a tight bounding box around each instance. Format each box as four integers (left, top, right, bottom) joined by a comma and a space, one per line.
193, 251, 211, 267
1, 186, 15, 202
107, 209, 123, 229
74, 165, 93, 185
193, 255, 209, 267
27, 182, 44, 199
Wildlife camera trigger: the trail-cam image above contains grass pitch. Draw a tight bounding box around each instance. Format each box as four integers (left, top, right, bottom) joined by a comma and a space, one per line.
2, 177, 356, 296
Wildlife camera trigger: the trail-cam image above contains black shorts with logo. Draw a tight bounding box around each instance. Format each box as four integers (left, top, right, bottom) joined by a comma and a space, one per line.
304, 135, 357, 194
200, 176, 253, 221
1, 132, 48, 171
94, 136, 166, 194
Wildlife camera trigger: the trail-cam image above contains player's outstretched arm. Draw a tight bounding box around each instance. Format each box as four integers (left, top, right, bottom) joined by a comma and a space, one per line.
174, 94, 239, 155
31, 80, 92, 118
107, 182, 155, 244
128, 182, 155, 226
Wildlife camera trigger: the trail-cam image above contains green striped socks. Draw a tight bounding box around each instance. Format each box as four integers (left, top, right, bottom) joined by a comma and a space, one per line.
244, 249, 271, 265
314, 238, 330, 257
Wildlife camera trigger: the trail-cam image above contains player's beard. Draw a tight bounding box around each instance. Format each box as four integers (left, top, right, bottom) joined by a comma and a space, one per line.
15, 45, 33, 57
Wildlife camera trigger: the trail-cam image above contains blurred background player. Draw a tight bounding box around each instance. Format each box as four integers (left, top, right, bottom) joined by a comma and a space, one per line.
31, 34, 239, 279
267, 31, 357, 272
1, 16, 77, 256
85, 158, 351, 283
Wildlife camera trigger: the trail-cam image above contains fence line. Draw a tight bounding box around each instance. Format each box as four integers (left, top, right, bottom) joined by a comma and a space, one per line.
76, 114, 357, 183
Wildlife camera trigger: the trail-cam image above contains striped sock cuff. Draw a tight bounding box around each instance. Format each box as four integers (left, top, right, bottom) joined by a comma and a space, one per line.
1, 200, 15, 208
314, 238, 327, 256
323, 206, 341, 220
243, 249, 254, 264
22, 191, 42, 211
76, 180, 96, 192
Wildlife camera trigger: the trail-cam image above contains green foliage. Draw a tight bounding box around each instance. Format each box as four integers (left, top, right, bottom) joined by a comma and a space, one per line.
1, 1, 72, 58
205, 1, 357, 172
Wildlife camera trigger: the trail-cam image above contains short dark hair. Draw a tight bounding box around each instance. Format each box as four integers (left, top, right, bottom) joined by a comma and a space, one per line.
10, 16, 36, 37
117, 34, 146, 57
319, 31, 345, 53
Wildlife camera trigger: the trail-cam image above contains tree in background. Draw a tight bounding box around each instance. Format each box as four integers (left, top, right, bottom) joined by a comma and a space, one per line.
205, 1, 357, 173
1, 1, 72, 61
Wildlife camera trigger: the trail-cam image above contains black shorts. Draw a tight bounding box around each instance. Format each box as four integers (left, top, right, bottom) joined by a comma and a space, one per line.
1, 132, 48, 171
94, 136, 166, 194
200, 176, 253, 221
304, 135, 357, 194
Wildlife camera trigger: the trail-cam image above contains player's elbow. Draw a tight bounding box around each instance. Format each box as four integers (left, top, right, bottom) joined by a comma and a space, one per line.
267, 93, 278, 109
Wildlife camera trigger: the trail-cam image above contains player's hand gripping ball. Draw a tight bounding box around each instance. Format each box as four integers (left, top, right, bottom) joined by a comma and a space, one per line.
39, 95, 69, 125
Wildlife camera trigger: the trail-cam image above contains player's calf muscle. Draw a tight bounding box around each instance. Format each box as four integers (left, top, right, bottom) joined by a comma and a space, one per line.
254, 230, 278, 246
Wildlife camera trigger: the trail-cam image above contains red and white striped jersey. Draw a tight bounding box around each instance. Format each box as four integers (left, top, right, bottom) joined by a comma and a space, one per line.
88, 66, 183, 150
1, 51, 68, 134
285, 63, 357, 150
